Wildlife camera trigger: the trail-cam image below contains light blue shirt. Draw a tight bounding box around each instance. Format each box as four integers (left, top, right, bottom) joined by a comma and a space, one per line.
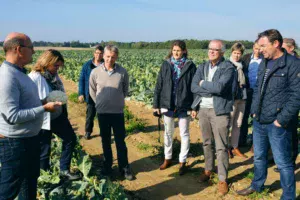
248, 54, 262, 89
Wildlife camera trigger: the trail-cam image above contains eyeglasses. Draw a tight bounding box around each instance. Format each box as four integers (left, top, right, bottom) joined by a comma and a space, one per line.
208, 48, 221, 52
20, 45, 34, 50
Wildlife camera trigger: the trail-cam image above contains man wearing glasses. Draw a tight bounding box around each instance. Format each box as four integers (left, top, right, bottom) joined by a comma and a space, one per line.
78, 45, 104, 140
191, 40, 235, 195
0, 32, 62, 200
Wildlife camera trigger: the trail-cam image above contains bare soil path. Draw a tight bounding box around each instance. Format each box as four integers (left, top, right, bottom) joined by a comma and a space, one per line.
62, 77, 300, 200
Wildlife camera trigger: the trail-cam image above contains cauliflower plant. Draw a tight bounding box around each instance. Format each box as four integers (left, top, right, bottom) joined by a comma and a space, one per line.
47, 90, 68, 104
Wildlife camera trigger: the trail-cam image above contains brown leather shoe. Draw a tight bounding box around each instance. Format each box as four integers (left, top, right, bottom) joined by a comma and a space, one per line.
236, 186, 256, 196
232, 148, 248, 158
218, 181, 228, 195
159, 159, 171, 170
198, 170, 211, 182
179, 162, 187, 176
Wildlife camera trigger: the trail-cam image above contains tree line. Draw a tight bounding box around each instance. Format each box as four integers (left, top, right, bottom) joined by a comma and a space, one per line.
0, 39, 254, 49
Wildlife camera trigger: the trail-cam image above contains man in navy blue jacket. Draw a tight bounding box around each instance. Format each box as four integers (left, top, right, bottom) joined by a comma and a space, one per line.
237, 29, 300, 200
78, 45, 104, 139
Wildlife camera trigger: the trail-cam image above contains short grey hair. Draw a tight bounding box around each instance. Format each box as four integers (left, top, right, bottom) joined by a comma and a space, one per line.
3, 37, 25, 54
104, 45, 119, 55
283, 38, 297, 48
210, 39, 226, 53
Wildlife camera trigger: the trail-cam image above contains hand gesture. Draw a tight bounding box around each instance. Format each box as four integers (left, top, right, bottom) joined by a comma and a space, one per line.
78, 95, 84, 103
43, 101, 63, 112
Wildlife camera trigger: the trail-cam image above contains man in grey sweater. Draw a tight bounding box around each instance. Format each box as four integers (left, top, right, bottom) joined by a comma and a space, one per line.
89, 45, 133, 180
0, 32, 62, 200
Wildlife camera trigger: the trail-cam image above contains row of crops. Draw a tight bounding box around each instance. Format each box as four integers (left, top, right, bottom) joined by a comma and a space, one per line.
8, 49, 243, 105
1, 49, 248, 105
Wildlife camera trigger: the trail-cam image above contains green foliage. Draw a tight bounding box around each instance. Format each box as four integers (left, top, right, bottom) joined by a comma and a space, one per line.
7, 48, 252, 106
8, 39, 255, 49
246, 171, 254, 180
124, 106, 145, 134
68, 92, 79, 103
37, 135, 127, 200
137, 142, 152, 152
0, 55, 5, 64
248, 188, 270, 199
296, 189, 300, 197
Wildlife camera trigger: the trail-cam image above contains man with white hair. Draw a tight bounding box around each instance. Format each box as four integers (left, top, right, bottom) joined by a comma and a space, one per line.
191, 40, 235, 195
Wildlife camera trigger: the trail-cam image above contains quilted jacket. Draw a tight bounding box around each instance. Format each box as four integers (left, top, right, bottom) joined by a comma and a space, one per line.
251, 49, 300, 127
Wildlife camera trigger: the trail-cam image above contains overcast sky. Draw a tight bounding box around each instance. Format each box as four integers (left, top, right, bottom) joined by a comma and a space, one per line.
1, 0, 300, 44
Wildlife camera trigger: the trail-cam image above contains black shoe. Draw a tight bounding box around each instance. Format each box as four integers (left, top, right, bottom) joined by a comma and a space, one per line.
84, 132, 91, 140
179, 162, 187, 176
236, 186, 256, 196
121, 166, 133, 181
60, 170, 82, 181
101, 167, 112, 176
273, 167, 280, 173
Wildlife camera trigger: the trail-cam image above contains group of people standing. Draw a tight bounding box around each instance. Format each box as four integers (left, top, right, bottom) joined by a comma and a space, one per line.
0, 28, 299, 200
0, 33, 77, 200
0, 32, 133, 200
152, 29, 300, 199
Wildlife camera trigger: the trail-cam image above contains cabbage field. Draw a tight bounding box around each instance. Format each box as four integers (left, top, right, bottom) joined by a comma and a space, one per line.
24, 49, 239, 105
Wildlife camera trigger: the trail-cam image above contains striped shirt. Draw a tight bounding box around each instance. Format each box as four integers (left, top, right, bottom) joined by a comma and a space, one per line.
261, 59, 277, 94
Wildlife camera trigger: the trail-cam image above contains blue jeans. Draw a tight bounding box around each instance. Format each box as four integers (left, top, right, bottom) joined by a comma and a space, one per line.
0, 135, 40, 200
251, 119, 295, 200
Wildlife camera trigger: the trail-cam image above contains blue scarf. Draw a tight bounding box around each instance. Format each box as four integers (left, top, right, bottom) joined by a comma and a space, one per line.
171, 56, 186, 79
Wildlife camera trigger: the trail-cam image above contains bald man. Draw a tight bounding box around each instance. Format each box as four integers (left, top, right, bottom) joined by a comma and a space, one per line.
0, 32, 62, 200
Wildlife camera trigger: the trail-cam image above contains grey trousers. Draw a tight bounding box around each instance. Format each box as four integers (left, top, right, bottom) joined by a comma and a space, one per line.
198, 108, 230, 181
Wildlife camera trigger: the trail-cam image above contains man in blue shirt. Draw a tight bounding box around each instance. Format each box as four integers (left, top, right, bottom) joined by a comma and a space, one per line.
239, 41, 262, 146
78, 45, 104, 140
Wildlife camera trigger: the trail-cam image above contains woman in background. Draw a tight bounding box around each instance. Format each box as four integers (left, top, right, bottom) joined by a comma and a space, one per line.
228, 43, 248, 158
29, 49, 81, 181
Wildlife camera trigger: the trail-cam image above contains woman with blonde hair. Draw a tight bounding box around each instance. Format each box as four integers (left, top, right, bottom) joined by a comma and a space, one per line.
29, 49, 81, 181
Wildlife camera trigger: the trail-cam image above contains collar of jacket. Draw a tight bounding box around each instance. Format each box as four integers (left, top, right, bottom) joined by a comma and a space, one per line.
204, 57, 227, 69
167, 58, 193, 76
261, 49, 288, 72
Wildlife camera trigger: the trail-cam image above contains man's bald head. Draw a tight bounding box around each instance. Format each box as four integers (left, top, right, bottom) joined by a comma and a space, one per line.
3, 32, 34, 67
3, 32, 30, 54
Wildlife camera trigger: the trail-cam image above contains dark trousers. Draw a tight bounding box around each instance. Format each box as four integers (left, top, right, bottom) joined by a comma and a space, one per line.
85, 101, 96, 133
39, 111, 77, 171
0, 135, 40, 200
97, 113, 129, 170
239, 89, 253, 146
251, 120, 295, 199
